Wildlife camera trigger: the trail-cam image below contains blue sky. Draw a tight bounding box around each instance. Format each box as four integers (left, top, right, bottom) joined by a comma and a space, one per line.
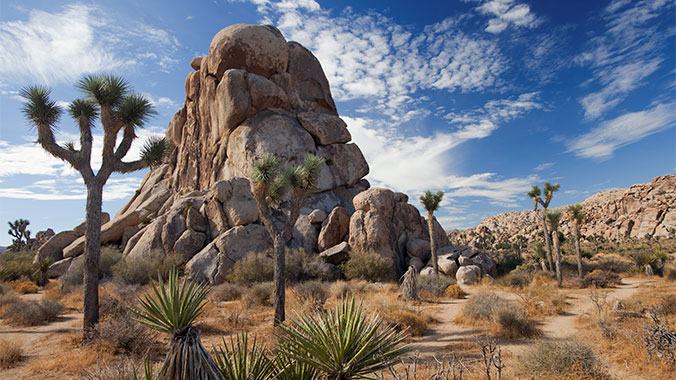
0, 0, 674, 245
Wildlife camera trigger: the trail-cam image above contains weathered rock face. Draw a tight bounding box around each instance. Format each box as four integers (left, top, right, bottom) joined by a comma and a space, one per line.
45, 24, 372, 285
454, 175, 676, 246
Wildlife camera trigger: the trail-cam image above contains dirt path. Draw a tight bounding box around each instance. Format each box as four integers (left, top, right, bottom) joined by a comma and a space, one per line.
412, 277, 653, 378
0, 292, 83, 380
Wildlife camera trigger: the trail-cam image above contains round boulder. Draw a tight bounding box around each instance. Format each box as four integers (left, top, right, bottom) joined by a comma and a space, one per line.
207, 24, 288, 79
456, 265, 481, 285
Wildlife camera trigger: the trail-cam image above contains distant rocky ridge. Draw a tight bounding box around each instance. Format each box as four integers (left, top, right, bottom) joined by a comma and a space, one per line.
452, 175, 676, 246
37, 23, 496, 286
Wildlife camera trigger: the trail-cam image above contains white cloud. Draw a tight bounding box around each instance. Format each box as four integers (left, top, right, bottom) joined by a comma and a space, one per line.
476, 0, 540, 34
0, 4, 182, 85
0, 176, 142, 201
566, 101, 675, 159
576, 0, 673, 119
533, 162, 554, 172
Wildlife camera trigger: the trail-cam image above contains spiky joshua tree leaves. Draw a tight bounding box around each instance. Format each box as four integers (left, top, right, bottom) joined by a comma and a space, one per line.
568, 204, 585, 280
420, 190, 443, 276
20, 75, 170, 341
527, 182, 560, 274
277, 297, 411, 380
545, 210, 563, 287
132, 268, 222, 380
250, 153, 324, 326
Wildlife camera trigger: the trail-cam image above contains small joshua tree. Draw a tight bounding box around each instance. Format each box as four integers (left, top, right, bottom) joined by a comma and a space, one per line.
250, 153, 324, 325
21, 76, 169, 341
568, 204, 585, 279
420, 190, 444, 276
527, 182, 560, 273
7, 219, 31, 251
545, 210, 563, 287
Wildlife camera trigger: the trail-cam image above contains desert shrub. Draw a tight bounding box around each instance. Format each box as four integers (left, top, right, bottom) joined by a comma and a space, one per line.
221, 304, 251, 330
520, 275, 567, 317
98, 312, 154, 355
112, 252, 183, 285
589, 254, 633, 273
286, 248, 340, 282
99, 245, 123, 278
626, 247, 668, 274
445, 284, 466, 299
519, 338, 604, 379
341, 251, 392, 282
0, 288, 19, 308
0, 250, 35, 282
330, 280, 369, 298
417, 275, 454, 297
460, 291, 538, 338
10, 280, 39, 294
664, 264, 676, 281
379, 306, 432, 336
659, 294, 676, 315
210, 282, 244, 302
243, 282, 274, 306
0, 338, 23, 369
82, 360, 145, 380
580, 269, 621, 288
497, 262, 539, 288
494, 251, 523, 276
226, 252, 275, 284
293, 280, 329, 311
0, 298, 63, 326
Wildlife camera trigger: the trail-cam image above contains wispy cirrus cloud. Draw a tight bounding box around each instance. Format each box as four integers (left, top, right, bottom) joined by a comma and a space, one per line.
566, 101, 676, 160
575, 0, 673, 119
474, 0, 540, 34
0, 4, 182, 85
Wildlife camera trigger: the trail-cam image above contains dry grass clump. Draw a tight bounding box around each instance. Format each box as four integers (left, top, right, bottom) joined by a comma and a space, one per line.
0, 298, 63, 326
519, 275, 567, 317
457, 291, 539, 338
293, 280, 329, 311
365, 297, 433, 337
580, 269, 621, 288
341, 251, 392, 282
210, 282, 244, 302
445, 284, 467, 299
111, 251, 182, 285
82, 359, 147, 380
243, 281, 274, 306
417, 275, 454, 298
519, 338, 607, 380
96, 287, 155, 356
664, 263, 676, 281
9, 280, 39, 294
0, 250, 36, 282
329, 280, 373, 298
227, 249, 339, 285
0, 338, 23, 369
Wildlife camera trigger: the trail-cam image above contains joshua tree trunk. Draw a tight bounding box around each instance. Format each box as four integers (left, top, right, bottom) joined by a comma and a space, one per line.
552, 232, 562, 287
83, 182, 103, 340
574, 227, 583, 279
538, 210, 554, 272
272, 234, 286, 326
427, 211, 439, 277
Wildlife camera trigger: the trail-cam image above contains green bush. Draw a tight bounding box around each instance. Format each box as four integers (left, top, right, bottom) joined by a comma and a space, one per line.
417, 275, 454, 296
341, 251, 392, 282
211, 282, 245, 302
293, 280, 329, 310
112, 251, 183, 285
519, 338, 603, 379
0, 298, 64, 326
228, 249, 340, 285
0, 250, 37, 282
243, 282, 274, 306
226, 252, 275, 285
99, 245, 123, 278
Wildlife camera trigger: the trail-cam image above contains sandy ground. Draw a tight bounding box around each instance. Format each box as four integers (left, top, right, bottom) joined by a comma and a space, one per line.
411, 277, 655, 379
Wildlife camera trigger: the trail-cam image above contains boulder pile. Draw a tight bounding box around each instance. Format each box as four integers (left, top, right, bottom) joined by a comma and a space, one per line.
40, 24, 495, 285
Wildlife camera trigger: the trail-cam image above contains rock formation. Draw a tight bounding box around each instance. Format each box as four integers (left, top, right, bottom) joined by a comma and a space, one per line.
41, 23, 497, 284
454, 175, 676, 247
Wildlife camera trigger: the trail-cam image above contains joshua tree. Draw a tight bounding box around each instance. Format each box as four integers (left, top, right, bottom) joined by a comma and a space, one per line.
568, 204, 585, 279
7, 219, 31, 251
545, 210, 563, 287
527, 182, 560, 273
250, 153, 323, 325
420, 190, 443, 276
20, 76, 168, 341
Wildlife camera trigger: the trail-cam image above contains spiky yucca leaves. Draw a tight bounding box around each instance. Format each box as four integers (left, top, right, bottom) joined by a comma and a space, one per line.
277, 298, 411, 380
132, 269, 222, 380
77, 74, 129, 106
69, 99, 99, 124
118, 94, 157, 128
214, 332, 275, 380
274, 352, 317, 380
420, 190, 443, 213
20, 86, 61, 129
132, 268, 209, 334
140, 137, 171, 168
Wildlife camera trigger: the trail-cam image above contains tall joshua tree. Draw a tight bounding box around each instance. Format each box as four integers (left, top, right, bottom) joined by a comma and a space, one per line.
7, 219, 31, 251
568, 204, 585, 279
527, 182, 560, 273
250, 153, 323, 326
545, 210, 563, 287
20, 75, 168, 341
420, 190, 444, 276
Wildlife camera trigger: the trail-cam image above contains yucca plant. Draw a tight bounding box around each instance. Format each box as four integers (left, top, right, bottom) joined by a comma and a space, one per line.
273, 351, 317, 380
276, 297, 411, 380
132, 268, 222, 380
214, 332, 275, 380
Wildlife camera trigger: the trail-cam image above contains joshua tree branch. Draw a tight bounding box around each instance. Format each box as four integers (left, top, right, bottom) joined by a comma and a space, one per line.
113, 125, 136, 161
37, 125, 82, 172
112, 159, 149, 174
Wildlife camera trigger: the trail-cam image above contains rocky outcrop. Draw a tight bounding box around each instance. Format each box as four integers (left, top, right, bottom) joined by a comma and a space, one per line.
454, 175, 676, 246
